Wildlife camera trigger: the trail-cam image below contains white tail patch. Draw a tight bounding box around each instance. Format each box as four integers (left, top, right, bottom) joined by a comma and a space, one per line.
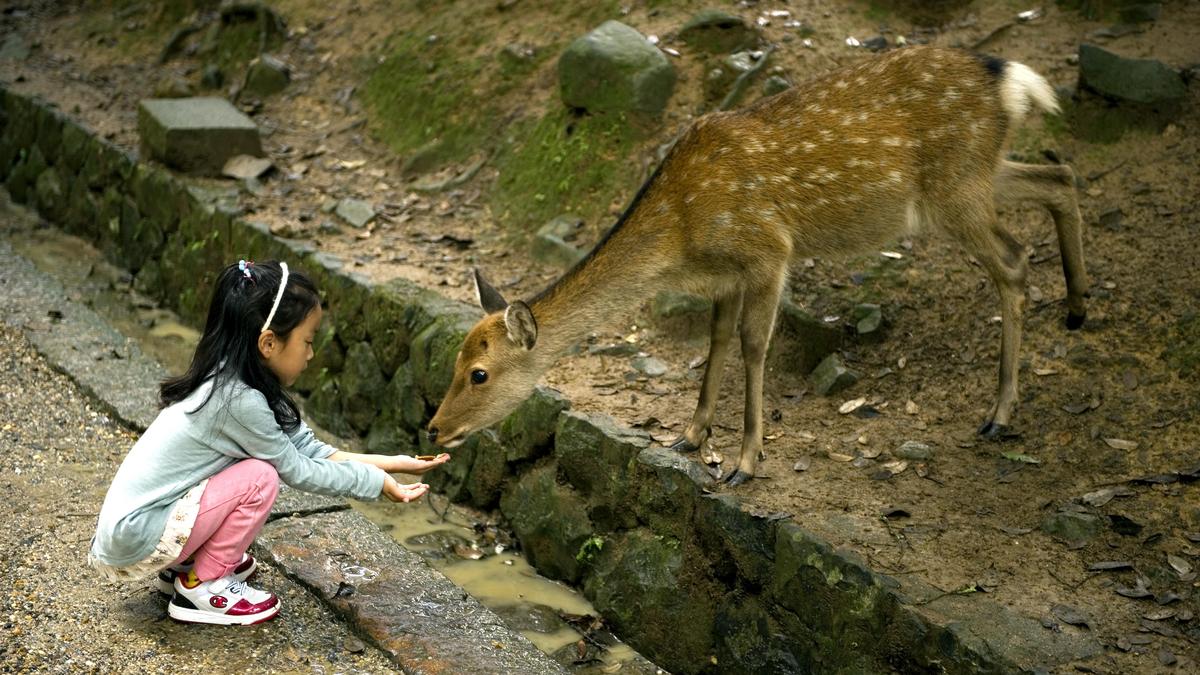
1000, 62, 1060, 121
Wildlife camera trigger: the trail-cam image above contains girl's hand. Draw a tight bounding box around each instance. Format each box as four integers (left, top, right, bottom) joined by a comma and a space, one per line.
384, 453, 451, 475
382, 475, 429, 503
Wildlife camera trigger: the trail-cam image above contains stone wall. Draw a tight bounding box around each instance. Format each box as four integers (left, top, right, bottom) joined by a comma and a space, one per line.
0, 87, 1097, 674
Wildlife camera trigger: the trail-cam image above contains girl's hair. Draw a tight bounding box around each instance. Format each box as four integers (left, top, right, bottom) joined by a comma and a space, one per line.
160, 260, 321, 431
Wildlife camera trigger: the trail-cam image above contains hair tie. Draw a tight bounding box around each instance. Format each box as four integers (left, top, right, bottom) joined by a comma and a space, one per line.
261, 262, 289, 333
238, 259, 255, 281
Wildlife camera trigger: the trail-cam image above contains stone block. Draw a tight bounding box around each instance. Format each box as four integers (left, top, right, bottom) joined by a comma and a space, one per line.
554, 411, 650, 531
558, 21, 676, 115
500, 463, 594, 584
138, 97, 263, 175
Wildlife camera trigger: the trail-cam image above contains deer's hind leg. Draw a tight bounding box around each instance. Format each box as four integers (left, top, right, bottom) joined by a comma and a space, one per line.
935, 194, 1030, 438
994, 160, 1089, 328
672, 290, 744, 452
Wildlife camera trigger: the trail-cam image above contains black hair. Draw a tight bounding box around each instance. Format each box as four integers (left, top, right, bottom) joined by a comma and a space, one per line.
160, 260, 321, 431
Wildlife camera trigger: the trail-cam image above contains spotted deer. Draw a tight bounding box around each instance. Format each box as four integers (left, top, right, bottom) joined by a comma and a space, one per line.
427, 46, 1088, 485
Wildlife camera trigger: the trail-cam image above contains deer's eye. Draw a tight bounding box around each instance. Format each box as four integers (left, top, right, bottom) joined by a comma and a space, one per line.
470, 369, 488, 385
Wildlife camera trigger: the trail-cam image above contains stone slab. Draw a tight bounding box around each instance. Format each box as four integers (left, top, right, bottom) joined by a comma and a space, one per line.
138, 97, 264, 175
256, 509, 566, 674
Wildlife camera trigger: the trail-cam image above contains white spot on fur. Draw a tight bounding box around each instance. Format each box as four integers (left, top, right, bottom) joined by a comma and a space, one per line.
835, 79, 848, 89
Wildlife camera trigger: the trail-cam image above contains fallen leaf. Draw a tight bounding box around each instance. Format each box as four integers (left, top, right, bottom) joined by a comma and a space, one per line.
1167, 554, 1192, 577
1051, 604, 1091, 628
881, 460, 908, 475
904, 399, 919, 415
1103, 437, 1138, 451
1088, 561, 1133, 572
793, 458, 810, 472
828, 452, 855, 462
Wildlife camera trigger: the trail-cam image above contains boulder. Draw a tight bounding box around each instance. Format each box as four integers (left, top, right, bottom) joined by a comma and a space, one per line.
678, 10, 759, 54
810, 353, 860, 396
559, 21, 676, 115
1078, 44, 1186, 105
532, 214, 585, 267
243, 55, 291, 98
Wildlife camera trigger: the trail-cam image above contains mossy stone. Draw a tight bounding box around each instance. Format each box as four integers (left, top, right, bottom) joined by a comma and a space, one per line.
306, 377, 355, 439
558, 21, 677, 115
294, 324, 343, 394
554, 411, 650, 532
464, 430, 509, 509
696, 494, 784, 591
713, 596, 802, 673
420, 428, 478, 502
35, 167, 65, 221
60, 119, 90, 172
633, 447, 712, 541
498, 385, 569, 462
364, 278, 462, 377
1079, 43, 1186, 104
500, 463, 594, 583
583, 529, 714, 673
339, 341, 388, 435
410, 311, 476, 402
35, 106, 63, 166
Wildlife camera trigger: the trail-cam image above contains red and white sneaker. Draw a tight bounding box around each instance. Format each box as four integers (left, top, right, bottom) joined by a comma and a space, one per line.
155, 554, 257, 595
168, 570, 279, 625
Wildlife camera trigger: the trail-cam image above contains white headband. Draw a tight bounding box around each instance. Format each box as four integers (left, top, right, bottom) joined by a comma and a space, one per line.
261, 262, 289, 333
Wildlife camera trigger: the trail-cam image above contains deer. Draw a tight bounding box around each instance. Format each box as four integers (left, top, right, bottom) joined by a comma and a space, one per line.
426, 46, 1088, 486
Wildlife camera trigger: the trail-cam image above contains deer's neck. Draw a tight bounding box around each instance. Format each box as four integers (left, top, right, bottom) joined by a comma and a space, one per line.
529, 211, 670, 364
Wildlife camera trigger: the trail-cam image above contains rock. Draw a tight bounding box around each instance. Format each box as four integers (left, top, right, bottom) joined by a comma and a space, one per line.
243, 55, 291, 98
499, 386, 570, 462
631, 356, 668, 377
862, 36, 889, 52
762, 75, 791, 97
1119, 3, 1161, 23
1041, 510, 1104, 544
35, 168, 64, 219
704, 50, 758, 103
652, 291, 710, 318
500, 464, 594, 583
153, 74, 195, 99
339, 342, 388, 435
851, 303, 883, 336
531, 214, 585, 267
222, 154, 273, 180
555, 412, 649, 532
335, 198, 375, 228
201, 64, 224, 89
138, 97, 264, 175
1078, 44, 1186, 104
558, 21, 677, 115
894, 441, 932, 461
772, 299, 843, 374
678, 10, 759, 54
0, 35, 30, 61
810, 353, 860, 396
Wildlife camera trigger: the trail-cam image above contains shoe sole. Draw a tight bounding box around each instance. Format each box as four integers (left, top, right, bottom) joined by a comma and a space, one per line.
167, 601, 280, 626
156, 562, 257, 596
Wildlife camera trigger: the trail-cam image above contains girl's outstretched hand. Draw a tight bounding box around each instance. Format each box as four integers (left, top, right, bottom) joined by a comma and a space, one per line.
382, 475, 429, 503
385, 453, 451, 475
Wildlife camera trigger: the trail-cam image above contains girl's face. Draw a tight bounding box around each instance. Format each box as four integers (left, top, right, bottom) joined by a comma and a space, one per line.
261, 306, 322, 387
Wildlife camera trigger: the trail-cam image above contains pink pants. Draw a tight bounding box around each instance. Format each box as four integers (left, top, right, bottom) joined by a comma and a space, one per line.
172, 459, 279, 581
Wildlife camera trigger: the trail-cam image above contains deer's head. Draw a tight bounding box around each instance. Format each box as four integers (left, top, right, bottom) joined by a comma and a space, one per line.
426, 270, 540, 448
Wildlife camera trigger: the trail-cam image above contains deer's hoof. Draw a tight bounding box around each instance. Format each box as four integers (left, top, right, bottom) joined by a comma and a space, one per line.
669, 436, 700, 453
723, 469, 754, 487
1066, 310, 1086, 331
978, 421, 1019, 440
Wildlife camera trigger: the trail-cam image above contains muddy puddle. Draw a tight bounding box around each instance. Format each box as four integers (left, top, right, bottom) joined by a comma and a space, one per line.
1, 214, 658, 674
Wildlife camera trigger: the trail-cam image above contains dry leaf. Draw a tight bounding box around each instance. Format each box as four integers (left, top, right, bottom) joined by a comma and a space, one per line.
828, 452, 855, 462
882, 460, 908, 475
1104, 438, 1138, 451
904, 399, 919, 415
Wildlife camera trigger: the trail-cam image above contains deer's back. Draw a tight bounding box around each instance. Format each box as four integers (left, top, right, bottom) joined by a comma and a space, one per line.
631, 46, 1010, 275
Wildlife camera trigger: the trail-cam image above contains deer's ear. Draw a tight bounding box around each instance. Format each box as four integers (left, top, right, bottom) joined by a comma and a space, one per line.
503, 301, 538, 350
473, 268, 508, 314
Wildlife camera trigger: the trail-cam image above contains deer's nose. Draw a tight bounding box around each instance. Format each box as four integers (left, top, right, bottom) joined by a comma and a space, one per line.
427, 427, 439, 444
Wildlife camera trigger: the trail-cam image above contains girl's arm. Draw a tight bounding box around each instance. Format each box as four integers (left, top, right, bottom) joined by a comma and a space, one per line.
327, 450, 451, 475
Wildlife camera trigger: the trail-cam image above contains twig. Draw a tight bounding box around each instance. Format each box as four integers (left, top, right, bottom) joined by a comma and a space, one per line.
1086, 160, 1128, 182
718, 47, 775, 112
972, 22, 1014, 51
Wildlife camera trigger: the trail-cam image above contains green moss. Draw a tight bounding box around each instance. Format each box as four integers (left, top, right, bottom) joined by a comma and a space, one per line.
361, 33, 502, 170
492, 108, 642, 233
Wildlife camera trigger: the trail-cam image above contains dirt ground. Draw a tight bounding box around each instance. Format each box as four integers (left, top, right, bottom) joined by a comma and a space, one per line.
3, 0, 1199, 671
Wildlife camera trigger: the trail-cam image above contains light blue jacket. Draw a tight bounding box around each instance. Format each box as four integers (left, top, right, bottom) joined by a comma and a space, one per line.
90, 375, 385, 567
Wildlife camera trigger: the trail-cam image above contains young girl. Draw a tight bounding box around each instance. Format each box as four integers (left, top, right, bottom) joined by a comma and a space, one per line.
89, 260, 449, 625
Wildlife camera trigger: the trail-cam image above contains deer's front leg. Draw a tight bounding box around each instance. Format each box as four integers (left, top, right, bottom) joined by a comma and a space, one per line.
725, 276, 785, 486
671, 291, 743, 452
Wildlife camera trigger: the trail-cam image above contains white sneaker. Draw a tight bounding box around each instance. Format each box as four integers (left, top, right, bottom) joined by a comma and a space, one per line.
156, 553, 257, 595
168, 570, 279, 625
